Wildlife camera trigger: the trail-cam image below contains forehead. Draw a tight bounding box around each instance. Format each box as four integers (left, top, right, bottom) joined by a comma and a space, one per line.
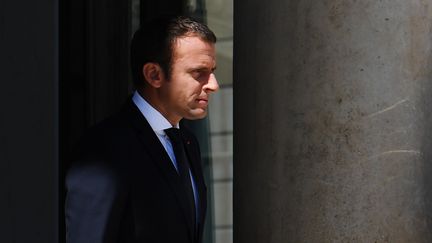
172, 36, 216, 66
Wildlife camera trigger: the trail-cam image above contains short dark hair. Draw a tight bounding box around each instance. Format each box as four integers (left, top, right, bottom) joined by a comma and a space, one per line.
130, 16, 217, 87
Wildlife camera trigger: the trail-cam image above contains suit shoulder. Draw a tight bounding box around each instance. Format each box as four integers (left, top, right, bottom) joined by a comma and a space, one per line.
71, 111, 135, 160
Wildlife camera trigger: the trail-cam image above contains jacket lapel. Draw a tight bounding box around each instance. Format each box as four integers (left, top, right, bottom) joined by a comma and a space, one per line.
122, 100, 195, 241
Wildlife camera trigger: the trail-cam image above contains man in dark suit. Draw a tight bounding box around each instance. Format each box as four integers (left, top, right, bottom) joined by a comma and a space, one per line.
65, 16, 219, 243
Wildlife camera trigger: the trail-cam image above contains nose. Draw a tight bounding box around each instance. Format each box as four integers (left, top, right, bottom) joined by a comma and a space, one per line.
204, 73, 219, 93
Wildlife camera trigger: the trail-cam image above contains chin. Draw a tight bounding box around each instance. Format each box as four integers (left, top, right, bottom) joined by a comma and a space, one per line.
186, 110, 207, 120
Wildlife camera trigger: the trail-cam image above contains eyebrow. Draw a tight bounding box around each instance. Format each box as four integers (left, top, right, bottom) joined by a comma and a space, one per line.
189, 66, 217, 72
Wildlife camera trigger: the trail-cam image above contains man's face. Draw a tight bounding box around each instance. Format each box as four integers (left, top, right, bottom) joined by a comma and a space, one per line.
158, 36, 219, 123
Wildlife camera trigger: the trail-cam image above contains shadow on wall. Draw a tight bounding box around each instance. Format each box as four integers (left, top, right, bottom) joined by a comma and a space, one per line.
421, 52, 432, 240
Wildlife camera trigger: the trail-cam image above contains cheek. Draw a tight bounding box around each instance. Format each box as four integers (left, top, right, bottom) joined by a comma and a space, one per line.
168, 76, 202, 103
183, 80, 202, 97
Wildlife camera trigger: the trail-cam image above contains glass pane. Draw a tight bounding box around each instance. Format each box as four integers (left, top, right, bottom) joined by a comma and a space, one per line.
205, 1, 233, 243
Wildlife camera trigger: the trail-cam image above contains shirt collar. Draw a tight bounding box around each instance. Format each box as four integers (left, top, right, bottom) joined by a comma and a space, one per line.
132, 91, 179, 133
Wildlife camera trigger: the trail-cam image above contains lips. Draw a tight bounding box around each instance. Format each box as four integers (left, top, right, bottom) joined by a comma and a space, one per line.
196, 97, 209, 106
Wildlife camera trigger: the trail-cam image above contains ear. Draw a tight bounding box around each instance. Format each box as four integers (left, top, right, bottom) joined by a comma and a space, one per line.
142, 63, 165, 88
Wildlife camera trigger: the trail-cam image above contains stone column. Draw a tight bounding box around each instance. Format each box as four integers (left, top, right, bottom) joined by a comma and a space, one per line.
234, 0, 432, 242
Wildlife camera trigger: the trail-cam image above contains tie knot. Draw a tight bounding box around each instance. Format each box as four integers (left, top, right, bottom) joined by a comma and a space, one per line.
164, 128, 182, 143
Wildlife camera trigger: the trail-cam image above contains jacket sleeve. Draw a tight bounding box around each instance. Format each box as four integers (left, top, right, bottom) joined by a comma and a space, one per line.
65, 160, 128, 243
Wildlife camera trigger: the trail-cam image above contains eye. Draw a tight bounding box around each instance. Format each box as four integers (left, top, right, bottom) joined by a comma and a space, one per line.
191, 71, 202, 79
192, 70, 211, 81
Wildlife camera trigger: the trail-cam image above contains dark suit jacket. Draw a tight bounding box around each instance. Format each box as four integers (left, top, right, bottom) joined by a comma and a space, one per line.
65, 99, 207, 243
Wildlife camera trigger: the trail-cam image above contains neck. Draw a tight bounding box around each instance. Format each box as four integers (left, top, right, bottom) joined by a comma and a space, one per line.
137, 88, 181, 126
